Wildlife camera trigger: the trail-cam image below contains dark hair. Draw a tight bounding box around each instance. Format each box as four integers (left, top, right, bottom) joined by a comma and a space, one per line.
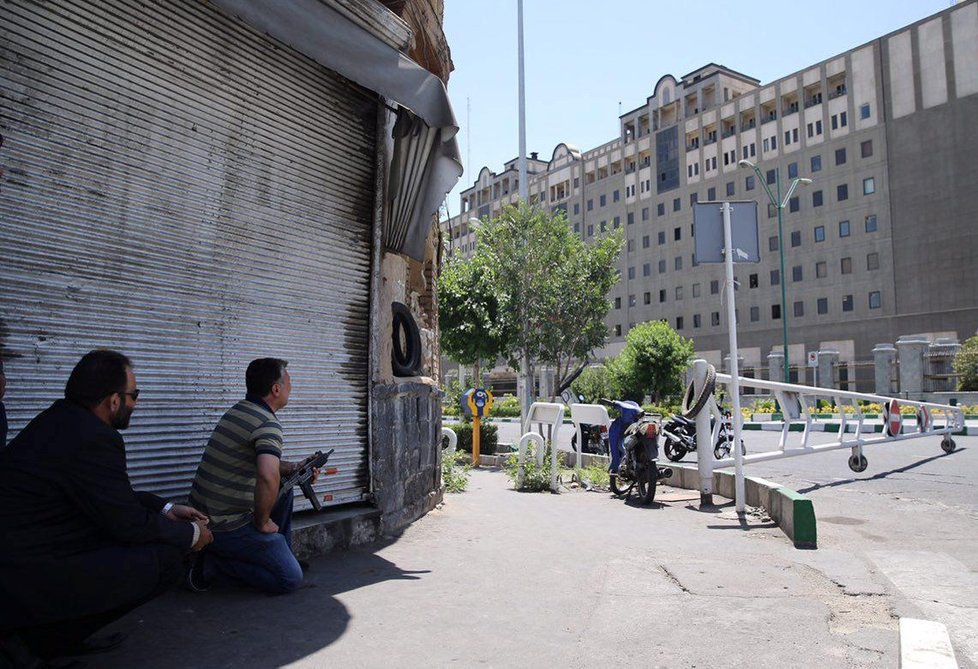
246, 358, 288, 397
64, 350, 132, 409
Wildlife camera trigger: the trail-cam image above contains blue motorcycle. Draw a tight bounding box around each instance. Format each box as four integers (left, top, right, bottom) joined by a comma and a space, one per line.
602, 399, 671, 504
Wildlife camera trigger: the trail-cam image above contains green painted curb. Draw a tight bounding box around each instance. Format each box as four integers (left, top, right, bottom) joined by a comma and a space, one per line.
778, 487, 817, 549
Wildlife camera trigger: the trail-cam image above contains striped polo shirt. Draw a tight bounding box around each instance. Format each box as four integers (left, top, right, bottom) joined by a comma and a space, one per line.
189, 399, 283, 531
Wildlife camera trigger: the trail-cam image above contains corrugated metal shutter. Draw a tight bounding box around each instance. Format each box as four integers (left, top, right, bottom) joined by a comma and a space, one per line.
0, 0, 376, 506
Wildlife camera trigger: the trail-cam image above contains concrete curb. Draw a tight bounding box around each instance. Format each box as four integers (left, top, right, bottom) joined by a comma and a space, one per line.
667, 463, 817, 549
899, 618, 958, 668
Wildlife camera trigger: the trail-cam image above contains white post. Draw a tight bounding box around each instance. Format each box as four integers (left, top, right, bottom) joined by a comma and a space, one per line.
692, 359, 714, 506
516, 0, 527, 202
721, 202, 746, 513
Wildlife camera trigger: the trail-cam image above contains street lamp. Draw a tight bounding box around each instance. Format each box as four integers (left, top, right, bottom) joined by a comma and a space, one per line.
738, 159, 812, 383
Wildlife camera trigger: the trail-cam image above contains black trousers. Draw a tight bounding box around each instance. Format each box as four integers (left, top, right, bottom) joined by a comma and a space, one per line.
2, 542, 183, 659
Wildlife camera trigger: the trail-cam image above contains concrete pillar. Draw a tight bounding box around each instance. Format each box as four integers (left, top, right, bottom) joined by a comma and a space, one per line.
873, 344, 896, 395
767, 350, 784, 384
723, 354, 744, 376
926, 338, 960, 392
817, 349, 839, 390
538, 366, 555, 401
896, 336, 930, 397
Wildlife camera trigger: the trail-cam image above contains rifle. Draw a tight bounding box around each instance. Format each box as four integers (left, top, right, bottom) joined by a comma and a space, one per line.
278, 449, 336, 511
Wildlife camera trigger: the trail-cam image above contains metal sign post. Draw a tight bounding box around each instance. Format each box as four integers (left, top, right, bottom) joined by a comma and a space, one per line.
720, 202, 746, 513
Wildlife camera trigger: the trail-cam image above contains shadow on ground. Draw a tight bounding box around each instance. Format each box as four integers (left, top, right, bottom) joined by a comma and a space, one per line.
95, 546, 429, 669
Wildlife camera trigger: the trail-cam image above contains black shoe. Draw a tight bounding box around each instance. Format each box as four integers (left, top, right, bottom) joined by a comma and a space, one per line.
65, 633, 126, 656
184, 555, 210, 592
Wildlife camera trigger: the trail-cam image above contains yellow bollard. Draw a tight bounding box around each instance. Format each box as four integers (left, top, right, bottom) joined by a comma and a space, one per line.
472, 415, 481, 467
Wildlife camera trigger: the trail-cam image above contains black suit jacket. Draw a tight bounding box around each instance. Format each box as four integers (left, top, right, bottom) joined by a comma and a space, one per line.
0, 399, 193, 565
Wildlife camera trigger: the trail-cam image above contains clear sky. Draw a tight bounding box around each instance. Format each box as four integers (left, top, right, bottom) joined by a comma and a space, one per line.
441, 0, 953, 218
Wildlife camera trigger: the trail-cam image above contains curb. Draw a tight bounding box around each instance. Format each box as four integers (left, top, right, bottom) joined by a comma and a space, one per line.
899, 618, 958, 668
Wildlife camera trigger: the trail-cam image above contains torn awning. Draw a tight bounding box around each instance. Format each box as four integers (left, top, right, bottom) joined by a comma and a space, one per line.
210, 0, 462, 260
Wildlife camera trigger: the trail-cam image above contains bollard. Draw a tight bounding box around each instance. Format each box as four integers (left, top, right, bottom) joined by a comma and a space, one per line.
691, 359, 715, 507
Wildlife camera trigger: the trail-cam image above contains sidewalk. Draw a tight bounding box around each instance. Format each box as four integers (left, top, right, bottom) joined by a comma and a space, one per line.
90, 467, 944, 669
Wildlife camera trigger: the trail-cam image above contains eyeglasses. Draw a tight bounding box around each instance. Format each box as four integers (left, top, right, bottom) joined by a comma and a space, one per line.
119, 389, 140, 401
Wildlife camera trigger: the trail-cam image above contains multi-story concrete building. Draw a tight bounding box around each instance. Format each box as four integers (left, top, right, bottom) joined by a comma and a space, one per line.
443, 1, 978, 391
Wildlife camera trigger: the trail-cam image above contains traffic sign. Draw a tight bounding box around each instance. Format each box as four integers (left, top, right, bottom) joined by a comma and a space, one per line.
807, 351, 818, 368
883, 399, 903, 437
692, 201, 760, 264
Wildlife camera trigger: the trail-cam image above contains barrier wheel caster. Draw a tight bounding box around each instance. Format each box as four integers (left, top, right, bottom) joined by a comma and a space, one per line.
941, 437, 956, 454
848, 454, 868, 473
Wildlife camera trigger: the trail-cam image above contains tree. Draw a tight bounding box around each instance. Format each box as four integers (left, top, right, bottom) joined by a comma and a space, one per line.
437, 252, 513, 384
954, 334, 978, 391
469, 203, 622, 419
570, 364, 613, 403
608, 320, 694, 403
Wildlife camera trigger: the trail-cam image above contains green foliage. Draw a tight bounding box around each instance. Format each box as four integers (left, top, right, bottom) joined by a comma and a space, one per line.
441, 449, 471, 493
571, 365, 614, 403
438, 251, 514, 370
445, 422, 499, 455
608, 320, 694, 403
475, 203, 623, 395
441, 377, 463, 417
750, 398, 777, 413
573, 462, 610, 489
954, 335, 978, 391
640, 402, 682, 417
504, 442, 565, 492
490, 394, 521, 418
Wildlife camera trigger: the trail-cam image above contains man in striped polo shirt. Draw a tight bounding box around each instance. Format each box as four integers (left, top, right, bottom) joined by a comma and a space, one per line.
188, 358, 316, 594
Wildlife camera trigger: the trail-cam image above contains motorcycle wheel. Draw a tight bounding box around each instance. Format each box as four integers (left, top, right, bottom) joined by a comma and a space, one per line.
664, 438, 687, 462
609, 473, 632, 497
637, 465, 658, 505
714, 440, 746, 460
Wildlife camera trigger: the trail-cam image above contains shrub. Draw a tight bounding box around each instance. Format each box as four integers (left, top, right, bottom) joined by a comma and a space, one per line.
441, 450, 471, 493
751, 398, 776, 413
490, 394, 521, 418
571, 365, 614, 403
955, 335, 978, 391
573, 462, 609, 489
504, 442, 564, 492
446, 422, 499, 455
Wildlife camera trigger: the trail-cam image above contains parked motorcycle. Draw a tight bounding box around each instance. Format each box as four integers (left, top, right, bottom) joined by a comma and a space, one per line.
661, 409, 745, 462
558, 362, 609, 456
604, 399, 672, 504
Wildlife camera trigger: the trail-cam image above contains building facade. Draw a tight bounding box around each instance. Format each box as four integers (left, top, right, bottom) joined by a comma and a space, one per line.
444, 1, 978, 392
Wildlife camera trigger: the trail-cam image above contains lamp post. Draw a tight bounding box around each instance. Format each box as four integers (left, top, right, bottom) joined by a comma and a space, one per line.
738, 159, 811, 383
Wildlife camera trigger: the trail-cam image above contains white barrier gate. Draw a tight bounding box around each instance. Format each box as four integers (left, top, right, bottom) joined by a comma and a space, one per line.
516, 402, 565, 492
685, 360, 965, 513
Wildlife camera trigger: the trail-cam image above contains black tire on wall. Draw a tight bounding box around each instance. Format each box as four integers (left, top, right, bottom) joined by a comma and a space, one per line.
391, 301, 422, 376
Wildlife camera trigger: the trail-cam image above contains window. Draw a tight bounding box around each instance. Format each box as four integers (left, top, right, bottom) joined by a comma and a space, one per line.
615, 324, 622, 336
613, 216, 621, 229
769, 236, 779, 252
627, 239, 634, 253
676, 316, 684, 330
768, 203, 777, 219
644, 292, 651, 305
689, 193, 698, 206
659, 289, 666, 303
789, 197, 800, 213
749, 273, 759, 288
710, 280, 719, 295
673, 198, 681, 212
674, 256, 683, 271
643, 235, 650, 249
600, 220, 607, 233
837, 184, 849, 202
860, 103, 871, 119
840, 256, 852, 274
831, 114, 838, 131
772, 304, 781, 319
627, 212, 634, 225
840, 111, 847, 127
867, 252, 879, 270
613, 190, 620, 202
573, 203, 580, 215
657, 203, 665, 216
794, 301, 804, 317
675, 286, 683, 300
674, 227, 682, 241
600, 194, 607, 206
693, 314, 701, 328
642, 207, 649, 221
628, 294, 636, 307
788, 162, 798, 179
692, 283, 701, 297
587, 224, 594, 237
643, 263, 651, 276
842, 295, 853, 312
750, 306, 759, 322
814, 225, 825, 242
766, 169, 776, 185
726, 181, 735, 197
792, 265, 803, 282
614, 297, 622, 309
812, 190, 823, 207
627, 266, 635, 279
745, 175, 755, 191
869, 291, 881, 309
817, 297, 828, 314
863, 177, 875, 195
711, 312, 721, 326
790, 230, 801, 247
658, 259, 666, 274
811, 155, 822, 172
839, 220, 850, 237
770, 269, 780, 285
865, 214, 877, 232
707, 186, 716, 201
861, 140, 873, 158
816, 261, 827, 278
835, 148, 846, 165
658, 231, 666, 245
574, 223, 580, 233
587, 199, 594, 211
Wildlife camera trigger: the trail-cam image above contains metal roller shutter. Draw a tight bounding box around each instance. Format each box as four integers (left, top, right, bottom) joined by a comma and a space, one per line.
0, 0, 376, 506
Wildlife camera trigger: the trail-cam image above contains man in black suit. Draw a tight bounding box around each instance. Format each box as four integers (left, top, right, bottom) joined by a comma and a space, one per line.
0, 350, 213, 666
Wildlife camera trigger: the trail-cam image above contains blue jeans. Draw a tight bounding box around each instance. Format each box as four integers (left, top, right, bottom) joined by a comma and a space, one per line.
203, 490, 303, 594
